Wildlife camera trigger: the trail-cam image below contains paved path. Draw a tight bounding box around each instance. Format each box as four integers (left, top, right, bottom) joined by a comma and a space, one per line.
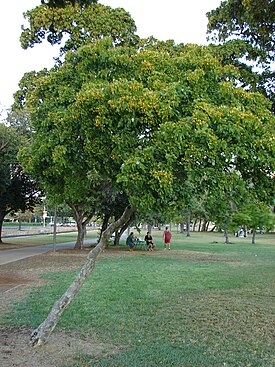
0, 240, 96, 266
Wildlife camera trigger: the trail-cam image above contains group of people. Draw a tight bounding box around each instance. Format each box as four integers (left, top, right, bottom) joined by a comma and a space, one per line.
126, 226, 172, 251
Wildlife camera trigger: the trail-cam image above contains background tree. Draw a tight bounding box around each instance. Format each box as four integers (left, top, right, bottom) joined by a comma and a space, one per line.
207, 0, 275, 110
207, 0, 275, 65
0, 124, 42, 243
232, 202, 275, 244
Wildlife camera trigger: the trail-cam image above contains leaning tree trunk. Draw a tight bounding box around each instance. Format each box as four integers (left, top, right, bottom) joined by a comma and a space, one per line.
210, 225, 216, 232
30, 205, 136, 347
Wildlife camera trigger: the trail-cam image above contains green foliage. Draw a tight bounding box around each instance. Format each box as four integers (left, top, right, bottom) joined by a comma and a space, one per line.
232, 202, 275, 231
16, 38, 275, 225
207, 0, 275, 65
207, 1, 275, 111
20, 2, 138, 53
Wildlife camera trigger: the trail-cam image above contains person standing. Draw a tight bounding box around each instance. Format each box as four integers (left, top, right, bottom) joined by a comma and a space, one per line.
163, 226, 172, 250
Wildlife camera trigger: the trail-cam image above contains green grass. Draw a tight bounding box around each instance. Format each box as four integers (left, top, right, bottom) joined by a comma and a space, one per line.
3, 230, 99, 246
2, 231, 275, 367
2, 222, 43, 227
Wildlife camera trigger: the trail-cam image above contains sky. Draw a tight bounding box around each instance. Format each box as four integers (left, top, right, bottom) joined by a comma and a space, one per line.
0, 0, 221, 113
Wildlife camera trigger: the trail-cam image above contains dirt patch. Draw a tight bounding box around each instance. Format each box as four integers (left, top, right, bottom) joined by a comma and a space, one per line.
0, 251, 86, 366
0, 327, 121, 367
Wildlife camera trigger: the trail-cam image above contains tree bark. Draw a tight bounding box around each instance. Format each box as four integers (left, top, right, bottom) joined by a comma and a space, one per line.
252, 230, 256, 244
186, 206, 191, 237
0, 213, 4, 243
198, 218, 202, 232
0, 212, 8, 243
30, 204, 136, 347
99, 214, 111, 244
70, 204, 95, 249
75, 222, 86, 249
210, 225, 216, 232
113, 218, 131, 246
224, 224, 230, 244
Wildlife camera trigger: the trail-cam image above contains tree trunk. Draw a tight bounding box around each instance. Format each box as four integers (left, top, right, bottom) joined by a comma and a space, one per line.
252, 230, 256, 244
180, 222, 184, 233
186, 206, 191, 237
75, 222, 86, 249
101, 214, 110, 233
30, 204, 136, 347
114, 231, 120, 246
0, 213, 4, 243
224, 224, 230, 244
210, 225, 216, 232
113, 218, 132, 246
70, 204, 95, 250
198, 218, 202, 232
99, 214, 111, 243
201, 220, 207, 232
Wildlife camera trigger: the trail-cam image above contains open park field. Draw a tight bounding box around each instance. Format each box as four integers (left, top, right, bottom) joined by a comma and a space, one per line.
0, 230, 274, 367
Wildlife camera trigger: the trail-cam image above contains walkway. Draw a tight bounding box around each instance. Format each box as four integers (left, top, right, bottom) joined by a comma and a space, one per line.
0, 240, 96, 266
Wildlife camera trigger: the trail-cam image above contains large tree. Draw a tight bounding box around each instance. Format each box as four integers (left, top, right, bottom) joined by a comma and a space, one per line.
16, 37, 275, 345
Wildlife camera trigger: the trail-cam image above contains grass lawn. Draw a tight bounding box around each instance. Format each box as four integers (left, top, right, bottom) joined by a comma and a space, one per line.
2, 231, 275, 366
2, 230, 99, 247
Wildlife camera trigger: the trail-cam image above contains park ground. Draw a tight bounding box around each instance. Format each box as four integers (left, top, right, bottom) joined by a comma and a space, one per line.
0, 230, 274, 367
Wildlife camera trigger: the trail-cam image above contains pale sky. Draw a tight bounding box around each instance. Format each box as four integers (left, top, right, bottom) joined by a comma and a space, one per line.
0, 0, 221, 113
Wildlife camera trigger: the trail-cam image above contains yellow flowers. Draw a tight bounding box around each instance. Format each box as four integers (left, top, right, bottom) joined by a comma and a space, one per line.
152, 170, 173, 185
141, 60, 154, 72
